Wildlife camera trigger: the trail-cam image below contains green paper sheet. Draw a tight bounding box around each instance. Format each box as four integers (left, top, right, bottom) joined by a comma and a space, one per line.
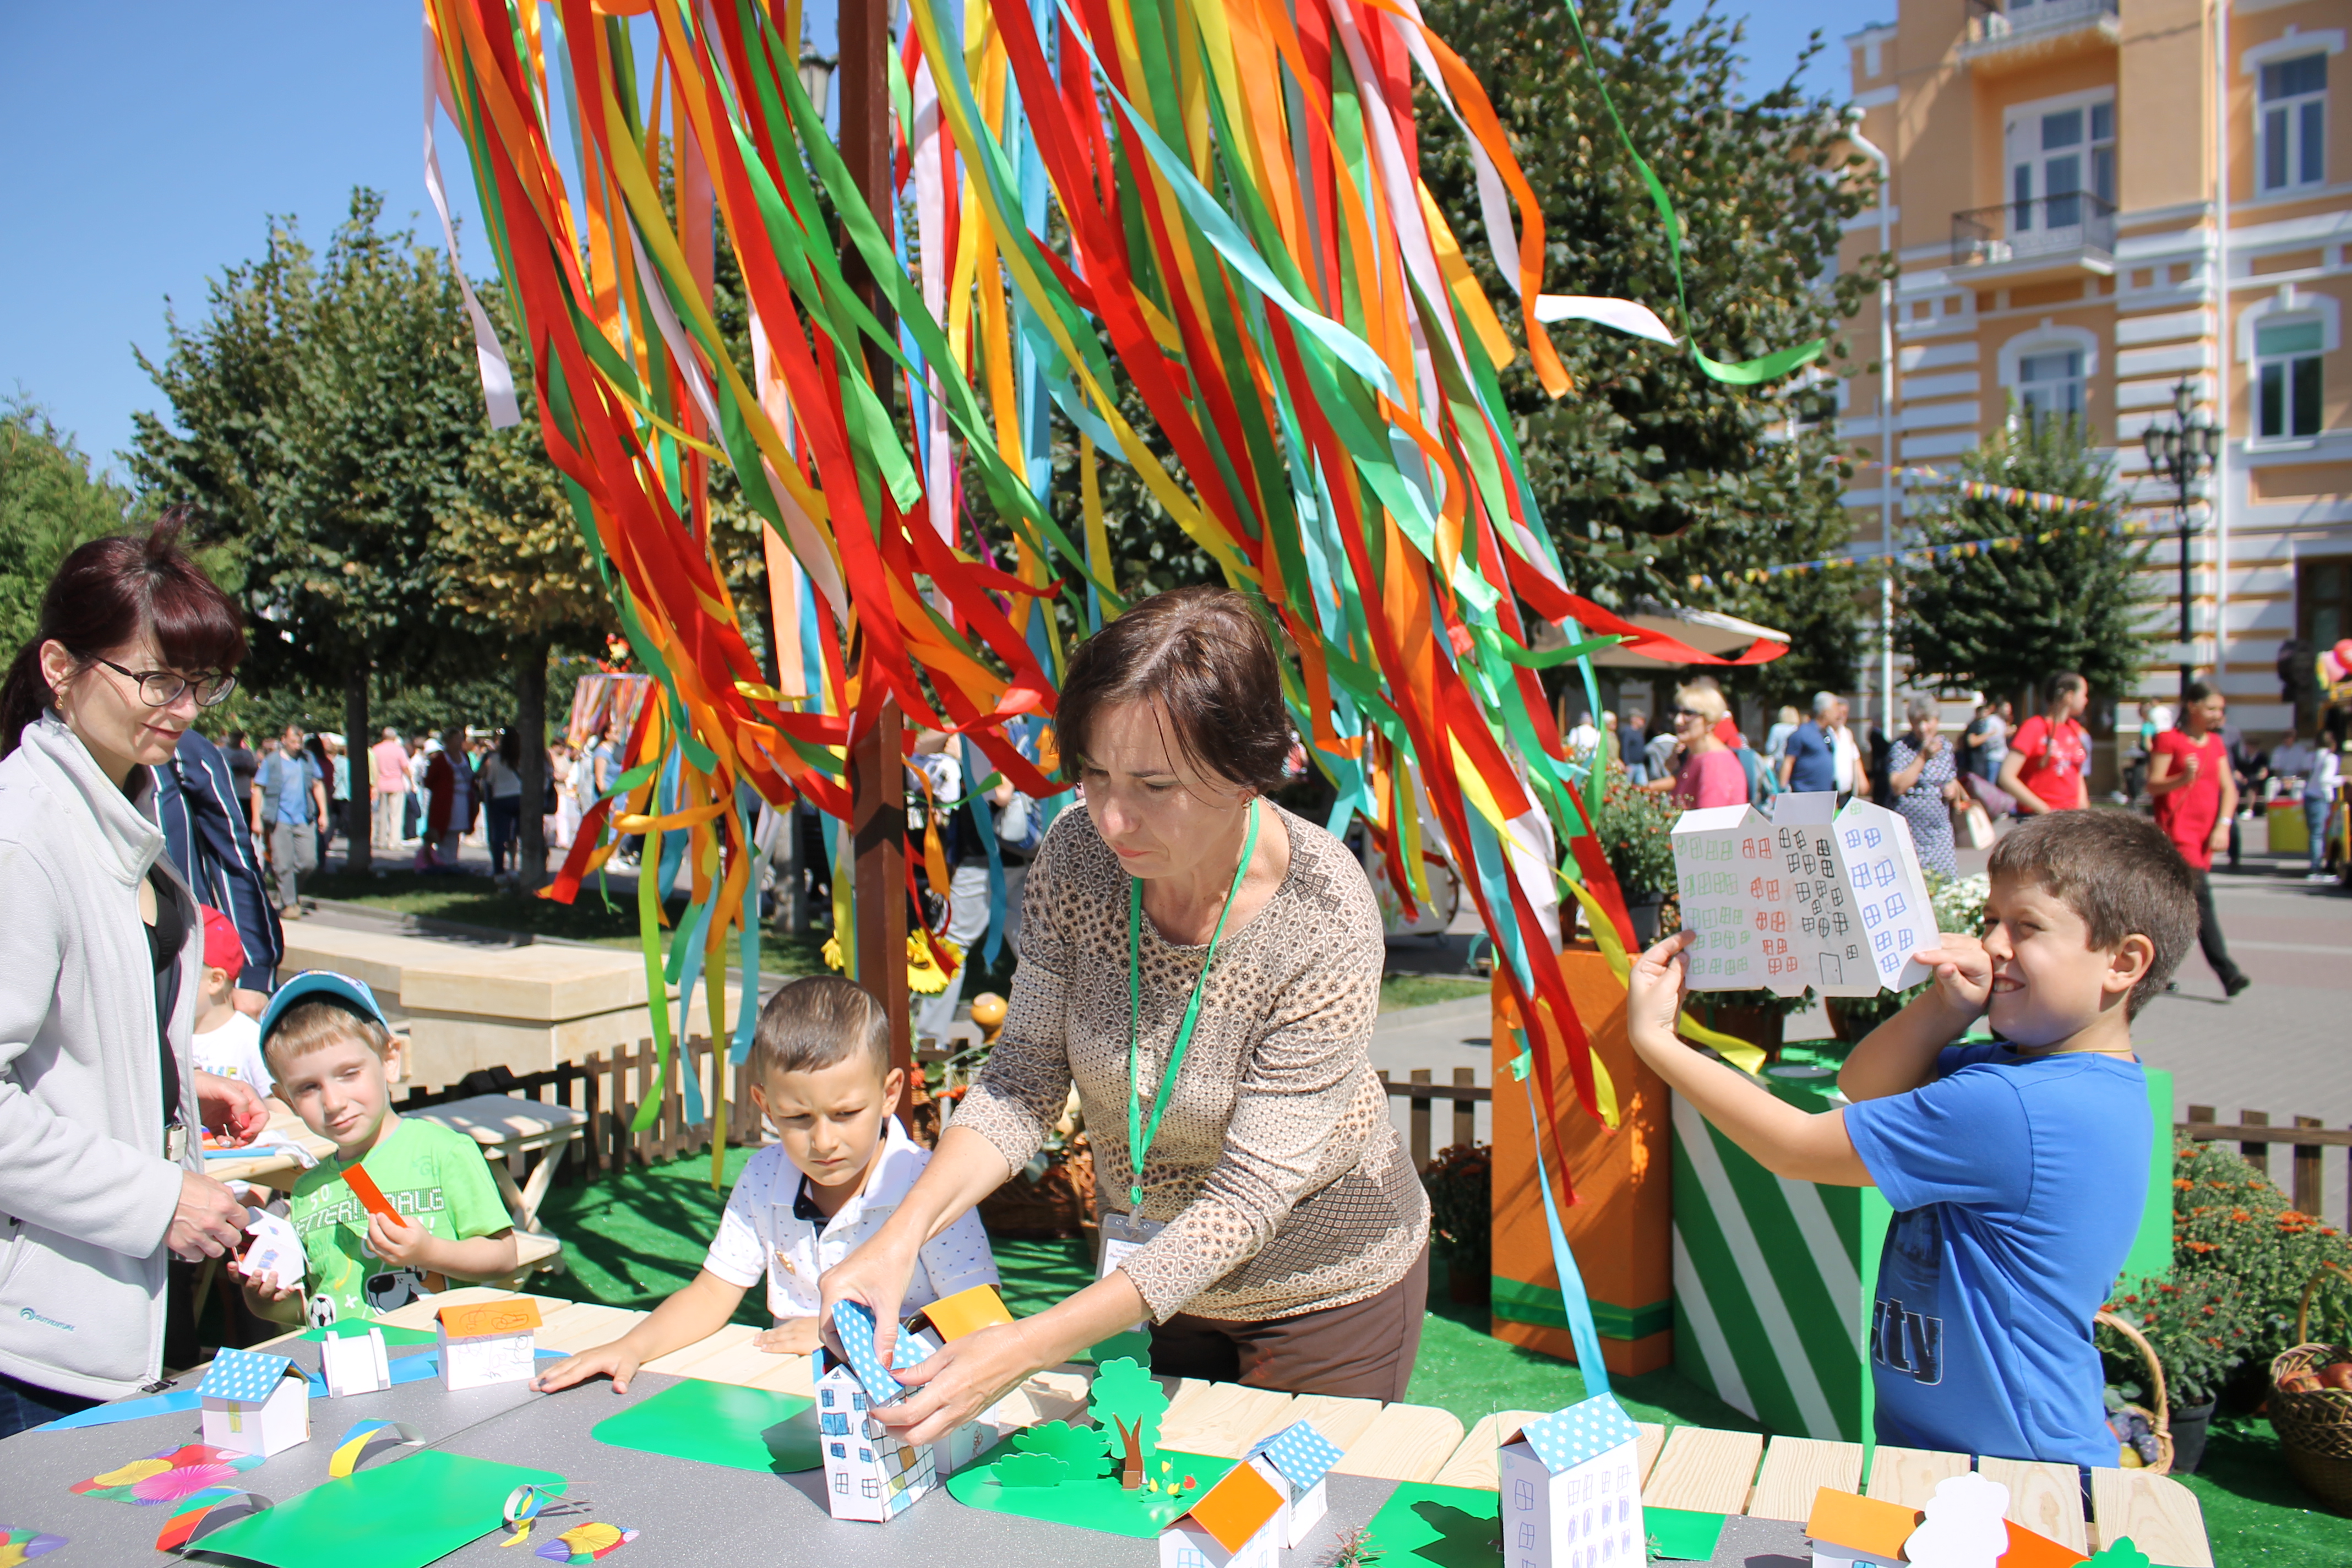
1361, 1482, 1502, 1568
589, 1379, 821, 1473
296, 1323, 440, 1348
1645, 1506, 1728, 1561
187, 1450, 563, 1568
944, 1436, 1232, 1538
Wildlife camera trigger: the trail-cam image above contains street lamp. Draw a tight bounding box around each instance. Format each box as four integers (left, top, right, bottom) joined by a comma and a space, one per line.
2141, 379, 2222, 700
798, 52, 837, 123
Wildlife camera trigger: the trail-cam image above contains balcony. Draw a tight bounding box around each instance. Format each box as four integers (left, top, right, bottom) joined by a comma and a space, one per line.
1951, 191, 2117, 279
1960, 0, 2120, 74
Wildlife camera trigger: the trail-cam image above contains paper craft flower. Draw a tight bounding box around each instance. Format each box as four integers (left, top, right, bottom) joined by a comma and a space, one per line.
0, 1527, 67, 1567
74, 1458, 171, 1493
130, 1462, 240, 1504
535, 1523, 638, 1562
72, 1445, 263, 1506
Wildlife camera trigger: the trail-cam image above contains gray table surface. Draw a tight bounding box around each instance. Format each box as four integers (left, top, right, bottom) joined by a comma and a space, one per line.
4, 1364, 1801, 1568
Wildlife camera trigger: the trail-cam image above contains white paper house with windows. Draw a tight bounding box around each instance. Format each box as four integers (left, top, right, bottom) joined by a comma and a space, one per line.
814, 1357, 943, 1522
1497, 1393, 1643, 1568
197, 1347, 311, 1459
1159, 1458, 1286, 1568
1241, 1418, 1344, 1547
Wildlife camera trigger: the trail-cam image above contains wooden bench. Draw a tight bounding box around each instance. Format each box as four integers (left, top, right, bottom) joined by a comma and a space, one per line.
402, 1092, 591, 1234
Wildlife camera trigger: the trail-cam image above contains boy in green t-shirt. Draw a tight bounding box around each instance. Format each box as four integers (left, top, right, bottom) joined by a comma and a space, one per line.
237, 973, 519, 1326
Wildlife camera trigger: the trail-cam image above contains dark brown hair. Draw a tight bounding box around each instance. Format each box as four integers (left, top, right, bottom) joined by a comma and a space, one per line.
746, 975, 892, 1081
1054, 586, 1289, 793
1, 508, 247, 755
1987, 810, 2197, 1018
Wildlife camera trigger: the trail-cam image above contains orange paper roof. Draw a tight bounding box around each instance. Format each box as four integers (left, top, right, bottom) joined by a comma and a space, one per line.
2000, 1519, 2087, 1568
913, 1282, 1014, 1342
437, 1299, 543, 1338
1806, 1488, 1921, 1559
1183, 1460, 1283, 1553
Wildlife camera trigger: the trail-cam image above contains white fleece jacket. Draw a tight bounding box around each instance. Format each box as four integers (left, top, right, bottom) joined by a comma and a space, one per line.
0, 712, 203, 1400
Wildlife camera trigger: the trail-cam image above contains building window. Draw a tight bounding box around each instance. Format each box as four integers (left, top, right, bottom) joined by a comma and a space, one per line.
1513, 1479, 1537, 1511
2257, 319, 2324, 438
2018, 349, 2085, 423
832, 1471, 848, 1494
1177, 1550, 1210, 1568
2260, 55, 2327, 193
862, 1476, 881, 1499
2015, 100, 2114, 230
829, 1441, 846, 1458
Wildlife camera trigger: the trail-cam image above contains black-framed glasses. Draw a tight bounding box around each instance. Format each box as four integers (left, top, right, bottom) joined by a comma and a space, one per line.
88, 656, 237, 709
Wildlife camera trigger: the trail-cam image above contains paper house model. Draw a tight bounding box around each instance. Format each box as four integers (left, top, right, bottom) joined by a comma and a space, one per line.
198, 1347, 311, 1458
435, 1298, 542, 1391
1806, 1488, 1924, 1568
319, 1325, 393, 1396
1497, 1393, 1643, 1568
1160, 1457, 1285, 1568
815, 1355, 944, 1522
1242, 1419, 1344, 1547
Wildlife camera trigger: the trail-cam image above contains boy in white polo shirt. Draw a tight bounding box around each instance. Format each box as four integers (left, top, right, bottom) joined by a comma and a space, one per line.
533, 976, 998, 1392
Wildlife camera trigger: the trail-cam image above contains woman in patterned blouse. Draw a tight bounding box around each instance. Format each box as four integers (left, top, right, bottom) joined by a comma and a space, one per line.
1886, 696, 1966, 879
821, 587, 1431, 1443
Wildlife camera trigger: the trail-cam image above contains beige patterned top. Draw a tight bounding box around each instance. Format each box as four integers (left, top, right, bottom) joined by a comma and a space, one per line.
955, 801, 1428, 1323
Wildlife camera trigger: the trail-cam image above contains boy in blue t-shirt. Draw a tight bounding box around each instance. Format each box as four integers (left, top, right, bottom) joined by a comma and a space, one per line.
1625, 810, 2197, 1468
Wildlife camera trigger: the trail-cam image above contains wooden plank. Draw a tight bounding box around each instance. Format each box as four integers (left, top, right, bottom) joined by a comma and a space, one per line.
739, 1353, 817, 1398
2088, 1468, 2212, 1568
1863, 1445, 1971, 1508
1268, 1394, 1385, 1454
1331, 1403, 1467, 1483
1640, 1426, 1763, 1516
1635, 1423, 1666, 1485
985, 1367, 1095, 1431
372, 1286, 567, 1334
1747, 1436, 1866, 1522
651, 1326, 804, 1387
641, 1322, 762, 1378
1429, 1410, 1547, 1490
533, 1302, 644, 1355
1157, 1380, 1297, 1458
1979, 1457, 2089, 1554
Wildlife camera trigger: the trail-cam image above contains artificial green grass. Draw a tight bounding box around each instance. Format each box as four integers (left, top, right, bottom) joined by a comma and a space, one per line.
1379, 974, 1490, 1013
535, 1148, 2348, 1561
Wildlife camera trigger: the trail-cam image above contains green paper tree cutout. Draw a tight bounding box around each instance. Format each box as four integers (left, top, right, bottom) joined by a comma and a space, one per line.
1088, 1357, 1168, 1493
1011, 1420, 1112, 1479
2081, 1539, 2151, 1568
995, 1452, 1071, 1489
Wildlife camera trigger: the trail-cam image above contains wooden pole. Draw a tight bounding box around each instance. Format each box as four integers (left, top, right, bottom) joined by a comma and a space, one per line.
840, 0, 913, 1098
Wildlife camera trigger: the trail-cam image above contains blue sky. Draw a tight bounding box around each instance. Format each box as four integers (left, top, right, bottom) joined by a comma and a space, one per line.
2, 1, 1880, 479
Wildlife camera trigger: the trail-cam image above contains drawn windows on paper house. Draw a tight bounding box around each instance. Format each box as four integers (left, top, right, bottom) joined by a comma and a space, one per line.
1514, 1479, 1537, 1511
832, 1472, 848, 1495
1176, 1550, 1210, 1568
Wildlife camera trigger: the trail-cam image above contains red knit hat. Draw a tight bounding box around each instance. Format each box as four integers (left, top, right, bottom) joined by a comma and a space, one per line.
200, 907, 244, 974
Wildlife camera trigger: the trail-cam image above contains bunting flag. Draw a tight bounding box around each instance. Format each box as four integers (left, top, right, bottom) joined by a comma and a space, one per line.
426, 0, 1810, 1185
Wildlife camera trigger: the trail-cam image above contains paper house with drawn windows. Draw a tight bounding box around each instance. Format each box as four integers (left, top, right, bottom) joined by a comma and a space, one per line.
1160, 1457, 1286, 1568
434, 1298, 541, 1391
1671, 792, 1938, 998
1242, 1418, 1344, 1547
1805, 1487, 1924, 1568
1498, 1393, 1643, 1568
198, 1347, 311, 1458
815, 1353, 945, 1522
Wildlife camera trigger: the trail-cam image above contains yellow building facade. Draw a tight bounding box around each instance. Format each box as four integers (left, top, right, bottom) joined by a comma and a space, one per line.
1839, 0, 2349, 739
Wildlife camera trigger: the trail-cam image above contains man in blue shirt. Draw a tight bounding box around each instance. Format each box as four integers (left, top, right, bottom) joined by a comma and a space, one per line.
156, 728, 282, 993
251, 723, 326, 918
1622, 810, 2196, 1469
1778, 692, 1839, 794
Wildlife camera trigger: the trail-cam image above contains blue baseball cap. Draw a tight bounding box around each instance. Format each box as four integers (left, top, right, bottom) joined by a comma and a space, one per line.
257, 971, 390, 1044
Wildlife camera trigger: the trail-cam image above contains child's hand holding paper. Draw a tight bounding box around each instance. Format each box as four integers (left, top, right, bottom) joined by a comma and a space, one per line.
1627, 930, 1697, 1041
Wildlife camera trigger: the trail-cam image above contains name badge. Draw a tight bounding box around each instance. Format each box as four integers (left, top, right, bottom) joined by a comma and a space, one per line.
1097, 1210, 1164, 1333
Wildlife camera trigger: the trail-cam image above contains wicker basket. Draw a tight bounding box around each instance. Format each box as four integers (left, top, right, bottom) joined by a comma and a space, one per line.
2269, 1263, 2352, 1516
2094, 1309, 2175, 1475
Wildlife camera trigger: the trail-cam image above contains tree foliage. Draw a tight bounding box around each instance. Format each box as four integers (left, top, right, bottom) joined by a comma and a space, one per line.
0, 400, 154, 655
1894, 415, 2152, 709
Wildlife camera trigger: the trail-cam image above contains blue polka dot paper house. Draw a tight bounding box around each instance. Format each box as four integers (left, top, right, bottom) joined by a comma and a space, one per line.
197, 1347, 310, 1459
815, 1302, 948, 1523
1498, 1393, 1643, 1568
1240, 1419, 1344, 1547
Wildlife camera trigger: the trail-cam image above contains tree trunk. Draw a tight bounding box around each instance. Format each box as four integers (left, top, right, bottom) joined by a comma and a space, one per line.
344, 665, 371, 876
517, 637, 551, 887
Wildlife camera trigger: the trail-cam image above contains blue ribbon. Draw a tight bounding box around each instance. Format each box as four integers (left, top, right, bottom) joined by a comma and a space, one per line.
1514, 1032, 1610, 1398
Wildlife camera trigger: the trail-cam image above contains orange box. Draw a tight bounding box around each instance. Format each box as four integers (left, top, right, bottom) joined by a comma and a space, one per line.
436, 1299, 544, 1338
1489, 946, 1673, 1376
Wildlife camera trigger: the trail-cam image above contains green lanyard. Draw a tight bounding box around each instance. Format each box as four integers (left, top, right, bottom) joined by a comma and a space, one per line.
1125, 798, 1261, 1210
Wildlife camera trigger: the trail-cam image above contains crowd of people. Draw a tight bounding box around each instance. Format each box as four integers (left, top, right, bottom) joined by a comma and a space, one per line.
1564, 667, 2352, 1002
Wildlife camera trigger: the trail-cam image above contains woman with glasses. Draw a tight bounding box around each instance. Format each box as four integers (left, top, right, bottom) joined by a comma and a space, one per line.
1667, 680, 1749, 810
0, 512, 272, 1436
